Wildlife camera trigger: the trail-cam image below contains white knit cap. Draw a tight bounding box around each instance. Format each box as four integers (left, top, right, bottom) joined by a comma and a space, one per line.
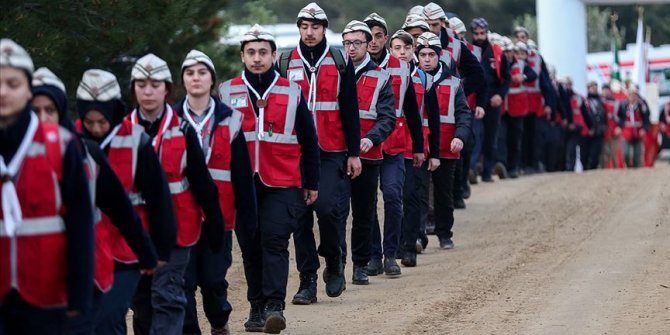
514, 41, 528, 52
391, 30, 414, 42
33, 67, 66, 93
407, 6, 425, 18
342, 20, 372, 38
449, 17, 466, 34
0, 38, 34, 75
416, 32, 441, 48
132, 53, 172, 83
502, 36, 514, 51
297, 2, 328, 25
241, 24, 276, 46
423, 2, 446, 20
76, 69, 122, 102
181, 49, 216, 75
527, 39, 537, 50
402, 14, 430, 31
364, 13, 388, 33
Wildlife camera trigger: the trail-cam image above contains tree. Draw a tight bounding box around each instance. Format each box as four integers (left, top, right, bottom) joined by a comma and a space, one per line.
1, 0, 229, 107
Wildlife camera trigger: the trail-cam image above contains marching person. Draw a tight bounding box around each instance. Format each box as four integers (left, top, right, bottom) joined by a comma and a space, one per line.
584, 81, 608, 170
338, 20, 395, 285
599, 84, 620, 168
389, 30, 441, 266
0, 38, 94, 335
363, 13, 424, 276
615, 86, 650, 168
178, 49, 258, 334
32, 68, 157, 335
415, 32, 472, 249
277, 2, 360, 305
563, 77, 594, 171
220, 24, 319, 334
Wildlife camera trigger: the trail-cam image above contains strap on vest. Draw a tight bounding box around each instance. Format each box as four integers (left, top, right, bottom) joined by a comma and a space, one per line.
280, 47, 346, 78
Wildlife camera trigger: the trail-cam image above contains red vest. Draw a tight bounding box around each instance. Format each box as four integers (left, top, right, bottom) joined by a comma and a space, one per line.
465, 43, 483, 111
621, 102, 644, 141
525, 50, 544, 117
404, 70, 431, 159
206, 113, 240, 231
435, 75, 462, 159
357, 65, 391, 161
286, 47, 346, 152
220, 76, 303, 189
603, 98, 618, 140
1, 123, 71, 308
491, 44, 504, 83
128, 108, 206, 244
570, 94, 590, 137
506, 60, 529, 117
380, 54, 411, 155
445, 30, 462, 66
102, 120, 151, 263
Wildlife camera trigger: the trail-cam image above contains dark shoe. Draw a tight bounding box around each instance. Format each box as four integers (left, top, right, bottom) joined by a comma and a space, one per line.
508, 169, 519, 179
383, 257, 401, 276
365, 258, 383, 276
454, 198, 466, 209
463, 182, 471, 199
419, 233, 429, 250
482, 175, 494, 183
439, 237, 454, 250
352, 265, 369, 285
401, 252, 417, 267
415, 238, 424, 254
212, 324, 230, 335
323, 256, 346, 297
468, 169, 478, 185
495, 162, 508, 179
244, 300, 265, 332
263, 300, 286, 334
425, 221, 436, 235
291, 273, 317, 305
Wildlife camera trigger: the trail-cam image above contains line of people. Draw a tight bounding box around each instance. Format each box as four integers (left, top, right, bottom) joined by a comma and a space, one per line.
1, 2, 663, 335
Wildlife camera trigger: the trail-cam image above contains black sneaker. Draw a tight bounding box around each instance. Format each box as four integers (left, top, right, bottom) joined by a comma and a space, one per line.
263, 300, 286, 334
481, 175, 494, 183
468, 169, 478, 184
383, 257, 401, 276
463, 182, 471, 199
401, 252, 417, 267
323, 256, 346, 297
291, 273, 317, 305
495, 162, 508, 179
415, 238, 424, 254
508, 168, 519, 179
439, 237, 454, 250
352, 265, 369, 285
365, 258, 383, 276
244, 300, 265, 332
454, 198, 466, 209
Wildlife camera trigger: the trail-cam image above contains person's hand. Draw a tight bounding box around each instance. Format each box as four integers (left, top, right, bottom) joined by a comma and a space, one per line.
140, 267, 156, 276
568, 123, 576, 130
450, 138, 464, 153
639, 129, 646, 137
490, 94, 502, 107
588, 129, 595, 136
512, 74, 524, 83
474, 106, 485, 119
360, 138, 373, 153
427, 158, 441, 171
412, 153, 425, 167
304, 189, 318, 205
561, 119, 568, 128
614, 127, 622, 136
544, 106, 552, 119
347, 156, 362, 179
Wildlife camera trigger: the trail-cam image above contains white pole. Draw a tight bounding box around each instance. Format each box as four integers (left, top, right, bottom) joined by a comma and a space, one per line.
537, 0, 588, 95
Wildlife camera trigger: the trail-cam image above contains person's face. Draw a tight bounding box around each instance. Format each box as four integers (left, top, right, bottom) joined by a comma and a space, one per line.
0, 66, 32, 118
390, 39, 414, 63
83, 110, 111, 139
32, 95, 59, 125
406, 27, 425, 41
418, 48, 439, 72
514, 50, 527, 61
299, 21, 325, 47
587, 85, 598, 95
368, 26, 388, 56
628, 93, 639, 103
457, 31, 466, 40
515, 32, 529, 43
182, 63, 213, 98
601, 87, 612, 98
427, 19, 442, 34
343, 32, 369, 64
472, 28, 487, 43
134, 79, 168, 113
241, 41, 276, 75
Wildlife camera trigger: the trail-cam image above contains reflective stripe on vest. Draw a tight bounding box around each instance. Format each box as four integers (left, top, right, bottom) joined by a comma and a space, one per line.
0, 217, 64, 236
467, 43, 482, 62
526, 50, 542, 93
358, 69, 389, 120
209, 168, 231, 182
383, 55, 410, 117
508, 62, 526, 95
437, 77, 460, 124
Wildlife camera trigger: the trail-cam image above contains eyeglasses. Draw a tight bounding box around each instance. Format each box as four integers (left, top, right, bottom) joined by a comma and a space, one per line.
343, 40, 367, 49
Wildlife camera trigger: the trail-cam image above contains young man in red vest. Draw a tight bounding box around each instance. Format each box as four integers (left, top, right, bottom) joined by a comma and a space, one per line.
0, 38, 94, 335
339, 20, 396, 285
220, 24, 320, 334
363, 13, 424, 276
278, 2, 361, 306
563, 77, 595, 171
416, 32, 472, 249
615, 86, 650, 168
599, 84, 620, 168
585, 81, 609, 170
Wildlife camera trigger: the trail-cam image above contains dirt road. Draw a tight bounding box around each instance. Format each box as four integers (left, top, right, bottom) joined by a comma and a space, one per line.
146, 164, 670, 334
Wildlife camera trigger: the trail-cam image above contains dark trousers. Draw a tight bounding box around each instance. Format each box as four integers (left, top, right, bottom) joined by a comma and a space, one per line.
522, 114, 538, 170
240, 182, 304, 303
496, 114, 508, 165
585, 136, 604, 170
505, 114, 524, 172
370, 153, 405, 259
132, 246, 191, 335
480, 105, 502, 179
183, 231, 234, 333
294, 152, 348, 274
565, 130, 589, 171
454, 131, 475, 201
401, 160, 430, 254
63, 290, 100, 335
469, 118, 483, 171
95, 268, 141, 335
339, 162, 380, 267
432, 159, 458, 239
536, 118, 563, 172
1, 290, 66, 335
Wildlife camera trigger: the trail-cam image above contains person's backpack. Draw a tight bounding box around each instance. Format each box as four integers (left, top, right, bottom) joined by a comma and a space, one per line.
278, 46, 346, 78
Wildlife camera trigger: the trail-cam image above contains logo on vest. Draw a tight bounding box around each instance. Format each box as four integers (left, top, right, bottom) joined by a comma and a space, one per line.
230, 95, 248, 108
288, 69, 304, 82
